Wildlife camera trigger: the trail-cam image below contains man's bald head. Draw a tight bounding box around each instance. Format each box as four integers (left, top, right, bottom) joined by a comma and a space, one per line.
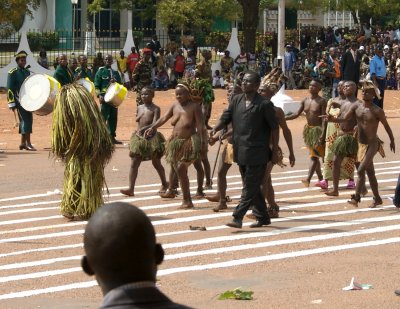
82, 202, 164, 294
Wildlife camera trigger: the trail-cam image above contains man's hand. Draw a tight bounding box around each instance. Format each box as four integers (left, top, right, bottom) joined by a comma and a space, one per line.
208, 134, 219, 146
110, 78, 116, 83
144, 127, 154, 138
98, 95, 104, 103
289, 153, 295, 167
271, 151, 279, 165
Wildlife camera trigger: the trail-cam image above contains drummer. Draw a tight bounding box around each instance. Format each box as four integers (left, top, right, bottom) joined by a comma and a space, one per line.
53, 54, 74, 86
94, 54, 123, 144
7, 50, 36, 151
75, 55, 93, 81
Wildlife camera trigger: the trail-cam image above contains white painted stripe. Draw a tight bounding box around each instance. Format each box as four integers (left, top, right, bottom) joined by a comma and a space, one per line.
1, 173, 397, 218
162, 214, 400, 249
0, 280, 98, 300
2, 213, 398, 270
1, 237, 399, 299
0, 215, 62, 227
0, 160, 398, 204
158, 237, 400, 276
1, 223, 399, 284
0, 193, 394, 242
0, 267, 82, 283
0, 255, 81, 270
164, 224, 400, 260
0, 244, 83, 259
1, 205, 394, 258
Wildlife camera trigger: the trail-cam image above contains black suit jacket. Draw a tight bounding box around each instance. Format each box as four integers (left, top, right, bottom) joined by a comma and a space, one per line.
100, 286, 193, 309
219, 93, 277, 166
340, 50, 360, 83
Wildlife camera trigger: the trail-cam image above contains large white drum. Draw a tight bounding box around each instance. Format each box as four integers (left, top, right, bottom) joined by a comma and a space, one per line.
20, 74, 60, 116
104, 82, 127, 108
76, 78, 95, 96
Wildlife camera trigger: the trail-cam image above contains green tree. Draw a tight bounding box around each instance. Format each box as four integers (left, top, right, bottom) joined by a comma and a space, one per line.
0, 0, 40, 37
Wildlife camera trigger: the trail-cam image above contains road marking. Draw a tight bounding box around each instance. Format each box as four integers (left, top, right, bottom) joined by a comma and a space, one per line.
2, 213, 398, 271
1, 237, 399, 299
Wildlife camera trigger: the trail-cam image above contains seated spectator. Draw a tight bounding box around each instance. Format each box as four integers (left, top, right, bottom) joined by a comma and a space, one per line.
154, 66, 169, 90
37, 50, 49, 69
212, 69, 224, 88
386, 72, 397, 90
81, 202, 192, 309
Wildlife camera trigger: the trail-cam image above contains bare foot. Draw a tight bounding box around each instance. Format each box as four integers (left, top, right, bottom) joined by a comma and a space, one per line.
301, 179, 310, 187
61, 212, 74, 220
160, 189, 176, 198
213, 203, 228, 212
158, 183, 168, 194
120, 189, 135, 197
369, 196, 383, 208
206, 194, 220, 202
347, 194, 360, 207
204, 182, 213, 190
325, 190, 339, 197
179, 201, 194, 209
194, 191, 205, 199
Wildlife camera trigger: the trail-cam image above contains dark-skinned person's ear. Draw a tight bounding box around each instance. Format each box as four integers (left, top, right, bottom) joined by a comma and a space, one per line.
81, 256, 95, 276
155, 243, 164, 265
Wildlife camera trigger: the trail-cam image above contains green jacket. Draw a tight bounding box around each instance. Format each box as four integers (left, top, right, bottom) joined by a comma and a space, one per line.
75, 66, 94, 81
94, 66, 122, 96
53, 65, 74, 86
7, 66, 30, 109
132, 59, 152, 87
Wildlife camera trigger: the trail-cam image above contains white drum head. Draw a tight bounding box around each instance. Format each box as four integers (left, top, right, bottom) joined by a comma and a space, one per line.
20, 74, 51, 112
76, 79, 93, 94
104, 83, 117, 103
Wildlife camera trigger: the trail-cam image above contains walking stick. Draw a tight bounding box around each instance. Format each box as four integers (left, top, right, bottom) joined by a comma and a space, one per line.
211, 129, 225, 183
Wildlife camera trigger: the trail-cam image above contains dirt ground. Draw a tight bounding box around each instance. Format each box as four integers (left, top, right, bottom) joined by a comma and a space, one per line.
1, 87, 400, 309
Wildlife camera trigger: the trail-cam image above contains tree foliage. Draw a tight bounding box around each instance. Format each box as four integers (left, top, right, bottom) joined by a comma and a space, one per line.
156, 0, 240, 33
0, 0, 40, 37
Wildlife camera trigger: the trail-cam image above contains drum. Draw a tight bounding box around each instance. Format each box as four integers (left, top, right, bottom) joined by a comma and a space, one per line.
76, 78, 95, 96
20, 74, 60, 116
104, 82, 127, 107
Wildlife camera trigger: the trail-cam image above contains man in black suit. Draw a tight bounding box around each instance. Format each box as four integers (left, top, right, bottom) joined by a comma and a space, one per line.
81, 202, 192, 309
341, 41, 361, 91
211, 71, 279, 228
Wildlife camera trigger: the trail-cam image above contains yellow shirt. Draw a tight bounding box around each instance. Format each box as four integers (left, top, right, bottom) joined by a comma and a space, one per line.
117, 57, 127, 73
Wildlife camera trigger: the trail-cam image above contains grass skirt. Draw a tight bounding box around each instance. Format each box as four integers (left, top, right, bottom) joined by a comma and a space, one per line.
129, 131, 165, 161
332, 134, 358, 157
165, 134, 201, 164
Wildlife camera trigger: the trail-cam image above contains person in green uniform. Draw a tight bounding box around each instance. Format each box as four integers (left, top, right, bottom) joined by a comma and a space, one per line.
75, 55, 93, 81
220, 50, 234, 83
53, 54, 74, 86
94, 54, 123, 144
7, 50, 36, 151
132, 48, 153, 106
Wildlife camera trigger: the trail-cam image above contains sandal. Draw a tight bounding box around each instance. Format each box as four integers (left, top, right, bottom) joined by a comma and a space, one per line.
369, 196, 383, 208
267, 206, 279, 218
347, 194, 361, 207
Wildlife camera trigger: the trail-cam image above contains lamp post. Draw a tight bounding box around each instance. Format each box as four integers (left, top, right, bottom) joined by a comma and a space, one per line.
71, 0, 78, 52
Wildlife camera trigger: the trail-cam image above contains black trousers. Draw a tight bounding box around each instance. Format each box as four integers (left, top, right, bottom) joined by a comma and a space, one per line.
232, 164, 269, 221
373, 78, 385, 109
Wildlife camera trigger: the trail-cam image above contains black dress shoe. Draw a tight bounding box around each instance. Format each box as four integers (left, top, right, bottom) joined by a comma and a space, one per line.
249, 219, 271, 228
26, 144, 37, 151
226, 219, 242, 229
112, 139, 123, 145
19, 144, 27, 150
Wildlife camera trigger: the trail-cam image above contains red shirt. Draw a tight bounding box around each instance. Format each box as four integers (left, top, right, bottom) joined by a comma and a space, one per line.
174, 55, 185, 73
127, 53, 140, 72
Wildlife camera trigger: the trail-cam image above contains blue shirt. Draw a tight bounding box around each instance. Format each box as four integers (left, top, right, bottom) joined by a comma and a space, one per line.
284, 51, 296, 71
369, 55, 386, 78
